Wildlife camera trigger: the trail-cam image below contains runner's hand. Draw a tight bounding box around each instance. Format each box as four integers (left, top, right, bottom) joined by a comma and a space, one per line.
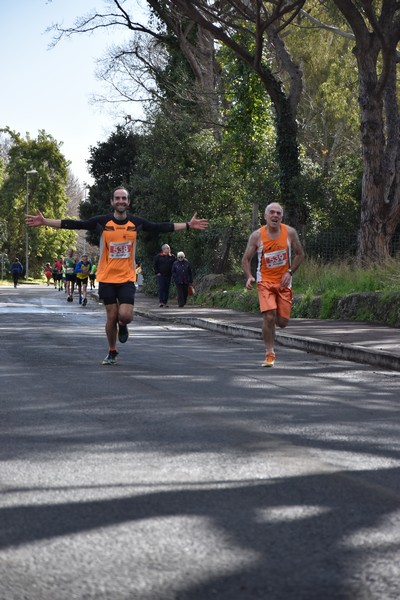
188, 213, 209, 230
245, 276, 255, 290
26, 210, 45, 227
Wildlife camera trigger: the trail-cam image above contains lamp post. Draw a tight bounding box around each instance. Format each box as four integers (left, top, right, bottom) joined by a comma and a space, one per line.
26, 169, 38, 282
82, 183, 90, 254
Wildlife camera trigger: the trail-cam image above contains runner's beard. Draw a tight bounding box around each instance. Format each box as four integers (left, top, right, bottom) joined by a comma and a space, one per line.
115, 206, 127, 214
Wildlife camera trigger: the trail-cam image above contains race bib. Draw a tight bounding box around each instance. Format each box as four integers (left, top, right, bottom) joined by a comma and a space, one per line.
264, 248, 287, 268
109, 241, 132, 259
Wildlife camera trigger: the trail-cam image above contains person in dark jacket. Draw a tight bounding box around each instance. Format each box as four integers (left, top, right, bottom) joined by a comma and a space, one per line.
9, 257, 23, 288
153, 244, 176, 307
171, 251, 193, 308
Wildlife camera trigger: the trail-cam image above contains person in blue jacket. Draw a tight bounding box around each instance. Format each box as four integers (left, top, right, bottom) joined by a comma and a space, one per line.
74, 253, 92, 306
171, 251, 193, 308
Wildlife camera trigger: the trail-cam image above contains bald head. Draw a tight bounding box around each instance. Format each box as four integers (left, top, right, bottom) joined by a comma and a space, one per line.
265, 202, 283, 216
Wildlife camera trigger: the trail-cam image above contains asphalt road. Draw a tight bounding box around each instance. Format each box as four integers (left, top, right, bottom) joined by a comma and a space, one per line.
1, 286, 400, 600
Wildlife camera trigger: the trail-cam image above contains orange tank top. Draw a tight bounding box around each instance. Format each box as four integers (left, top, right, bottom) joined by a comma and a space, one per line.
96, 218, 138, 284
256, 223, 291, 284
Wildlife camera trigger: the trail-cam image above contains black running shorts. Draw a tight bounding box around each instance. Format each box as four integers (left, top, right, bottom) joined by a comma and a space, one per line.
98, 281, 136, 306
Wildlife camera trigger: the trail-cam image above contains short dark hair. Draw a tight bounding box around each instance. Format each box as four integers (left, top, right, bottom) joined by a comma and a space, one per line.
111, 186, 130, 200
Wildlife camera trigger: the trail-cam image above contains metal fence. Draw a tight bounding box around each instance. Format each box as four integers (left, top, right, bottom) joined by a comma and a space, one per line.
304, 229, 400, 262
304, 230, 359, 262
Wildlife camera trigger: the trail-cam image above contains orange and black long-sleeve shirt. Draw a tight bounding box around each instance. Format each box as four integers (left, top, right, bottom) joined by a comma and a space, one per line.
60, 214, 174, 284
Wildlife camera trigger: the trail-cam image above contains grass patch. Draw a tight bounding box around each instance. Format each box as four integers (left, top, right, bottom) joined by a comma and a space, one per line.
293, 258, 390, 296
192, 258, 400, 325
292, 287, 314, 317
319, 289, 341, 319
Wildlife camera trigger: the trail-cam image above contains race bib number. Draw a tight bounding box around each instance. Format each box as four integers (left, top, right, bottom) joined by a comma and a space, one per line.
264, 249, 287, 268
109, 241, 132, 259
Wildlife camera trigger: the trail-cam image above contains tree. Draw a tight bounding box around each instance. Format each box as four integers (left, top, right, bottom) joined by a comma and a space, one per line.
322, 0, 400, 263
219, 44, 280, 230
146, 0, 308, 230
65, 170, 98, 257
81, 126, 143, 246
49, 0, 307, 231
0, 129, 76, 274
279, 2, 363, 248
130, 109, 251, 274
293, 1, 400, 263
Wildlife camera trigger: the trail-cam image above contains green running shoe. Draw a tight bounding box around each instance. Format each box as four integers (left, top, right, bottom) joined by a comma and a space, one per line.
102, 351, 119, 365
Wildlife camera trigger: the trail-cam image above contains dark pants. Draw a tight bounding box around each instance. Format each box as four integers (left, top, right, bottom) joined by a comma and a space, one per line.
157, 275, 171, 305
176, 283, 189, 307
12, 271, 20, 287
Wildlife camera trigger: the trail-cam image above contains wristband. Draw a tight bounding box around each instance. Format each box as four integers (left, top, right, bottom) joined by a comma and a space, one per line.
186, 222, 190, 230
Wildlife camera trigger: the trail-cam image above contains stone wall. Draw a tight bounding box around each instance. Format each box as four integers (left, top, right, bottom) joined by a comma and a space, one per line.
293, 292, 400, 327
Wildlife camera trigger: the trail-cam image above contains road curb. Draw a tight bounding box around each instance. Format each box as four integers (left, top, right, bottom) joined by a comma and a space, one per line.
135, 309, 400, 372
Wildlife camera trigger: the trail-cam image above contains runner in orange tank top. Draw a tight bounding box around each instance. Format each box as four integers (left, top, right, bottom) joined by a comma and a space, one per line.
26, 186, 208, 365
241, 202, 304, 367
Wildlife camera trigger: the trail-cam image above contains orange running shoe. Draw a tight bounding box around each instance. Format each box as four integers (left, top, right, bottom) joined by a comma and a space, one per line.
261, 352, 275, 367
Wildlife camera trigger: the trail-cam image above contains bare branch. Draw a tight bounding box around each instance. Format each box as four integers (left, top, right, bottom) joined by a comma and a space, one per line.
46, 8, 165, 48
298, 9, 355, 40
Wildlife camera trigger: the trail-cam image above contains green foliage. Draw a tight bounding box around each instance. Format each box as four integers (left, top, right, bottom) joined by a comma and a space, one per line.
82, 126, 144, 245
130, 111, 253, 274
293, 258, 393, 297
0, 219, 7, 248
286, 3, 360, 160
0, 128, 76, 274
319, 289, 341, 319
195, 284, 260, 313
219, 47, 280, 214
305, 155, 362, 237
86, 125, 142, 191
78, 5, 365, 277
380, 291, 400, 326
291, 286, 314, 317
282, 2, 362, 238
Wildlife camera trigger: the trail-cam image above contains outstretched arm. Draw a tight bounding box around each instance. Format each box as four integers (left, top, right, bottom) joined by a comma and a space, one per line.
26, 210, 61, 229
173, 213, 208, 231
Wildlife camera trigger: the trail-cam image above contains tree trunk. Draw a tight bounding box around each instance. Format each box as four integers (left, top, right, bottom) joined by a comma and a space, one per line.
252, 202, 259, 231
257, 64, 304, 231
358, 181, 396, 263
355, 37, 400, 262
275, 98, 304, 231
214, 227, 232, 273
333, 0, 400, 264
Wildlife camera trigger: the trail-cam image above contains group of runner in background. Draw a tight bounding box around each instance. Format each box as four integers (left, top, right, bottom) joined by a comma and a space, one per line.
44, 250, 98, 306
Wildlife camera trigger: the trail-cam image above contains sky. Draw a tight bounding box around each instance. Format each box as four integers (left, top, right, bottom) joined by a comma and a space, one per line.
0, 0, 145, 186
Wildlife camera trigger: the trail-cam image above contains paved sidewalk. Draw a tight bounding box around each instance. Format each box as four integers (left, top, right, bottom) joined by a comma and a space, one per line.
135, 292, 400, 372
